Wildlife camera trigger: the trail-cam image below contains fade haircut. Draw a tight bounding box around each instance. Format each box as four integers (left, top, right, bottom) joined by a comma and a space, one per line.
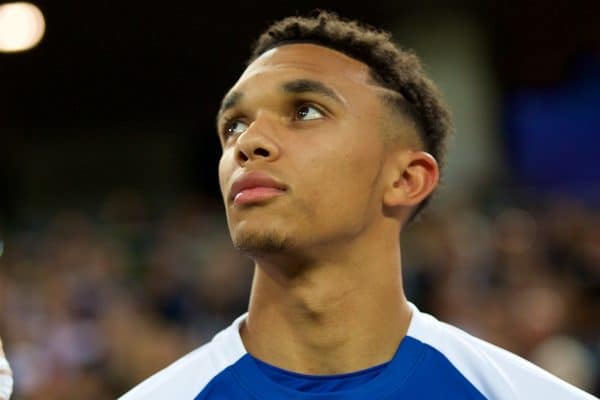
248, 10, 453, 222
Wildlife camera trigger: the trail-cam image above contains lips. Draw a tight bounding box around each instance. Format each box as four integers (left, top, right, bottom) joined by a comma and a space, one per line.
229, 171, 287, 205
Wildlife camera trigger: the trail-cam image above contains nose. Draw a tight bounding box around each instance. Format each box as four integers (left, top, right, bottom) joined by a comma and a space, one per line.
235, 113, 280, 164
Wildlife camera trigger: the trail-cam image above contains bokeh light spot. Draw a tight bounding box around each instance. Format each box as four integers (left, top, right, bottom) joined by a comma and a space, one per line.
0, 2, 45, 53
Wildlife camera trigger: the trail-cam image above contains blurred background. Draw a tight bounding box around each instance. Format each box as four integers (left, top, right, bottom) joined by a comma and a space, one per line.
1, 0, 599, 398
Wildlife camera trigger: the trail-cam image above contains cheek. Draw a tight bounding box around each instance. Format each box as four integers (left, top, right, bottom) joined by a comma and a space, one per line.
301, 133, 383, 210
326, 125, 383, 182
218, 150, 234, 198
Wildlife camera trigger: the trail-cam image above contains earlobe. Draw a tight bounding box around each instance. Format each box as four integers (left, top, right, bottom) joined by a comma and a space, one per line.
383, 151, 439, 208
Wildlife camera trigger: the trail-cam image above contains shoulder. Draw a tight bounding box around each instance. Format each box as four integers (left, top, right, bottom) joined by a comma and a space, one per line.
118, 314, 248, 400
406, 304, 598, 400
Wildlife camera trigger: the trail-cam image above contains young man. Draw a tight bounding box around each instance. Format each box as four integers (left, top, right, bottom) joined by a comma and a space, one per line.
120, 11, 597, 399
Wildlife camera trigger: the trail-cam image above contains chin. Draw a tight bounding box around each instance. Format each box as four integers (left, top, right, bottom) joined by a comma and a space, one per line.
232, 227, 291, 255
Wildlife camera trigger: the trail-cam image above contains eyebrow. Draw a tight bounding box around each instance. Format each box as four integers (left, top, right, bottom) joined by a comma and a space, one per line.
217, 78, 344, 123
281, 79, 344, 105
217, 91, 243, 120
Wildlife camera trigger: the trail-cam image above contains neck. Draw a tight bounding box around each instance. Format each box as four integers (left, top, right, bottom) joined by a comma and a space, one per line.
240, 234, 411, 375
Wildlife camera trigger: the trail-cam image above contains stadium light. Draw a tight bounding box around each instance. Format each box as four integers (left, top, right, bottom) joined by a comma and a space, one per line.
0, 2, 45, 53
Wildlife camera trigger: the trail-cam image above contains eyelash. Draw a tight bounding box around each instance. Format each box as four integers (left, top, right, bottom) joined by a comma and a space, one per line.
294, 102, 326, 120
220, 116, 243, 137
220, 102, 327, 139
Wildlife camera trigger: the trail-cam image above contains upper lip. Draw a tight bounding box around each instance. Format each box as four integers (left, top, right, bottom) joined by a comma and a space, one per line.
229, 171, 287, 201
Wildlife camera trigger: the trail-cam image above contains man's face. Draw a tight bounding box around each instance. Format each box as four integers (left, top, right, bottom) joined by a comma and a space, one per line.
217, 43, 392, 256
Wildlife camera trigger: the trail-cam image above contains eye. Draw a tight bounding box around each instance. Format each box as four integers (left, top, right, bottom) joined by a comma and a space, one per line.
223, 120, 248, 136
295, 105, 324, 121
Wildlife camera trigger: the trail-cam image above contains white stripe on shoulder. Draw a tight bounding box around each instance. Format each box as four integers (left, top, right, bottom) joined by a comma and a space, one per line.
406, 303, 598, 400
118, 313, 248, 400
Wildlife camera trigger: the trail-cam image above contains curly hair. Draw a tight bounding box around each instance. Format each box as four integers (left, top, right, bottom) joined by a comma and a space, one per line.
248, 10, 453, 221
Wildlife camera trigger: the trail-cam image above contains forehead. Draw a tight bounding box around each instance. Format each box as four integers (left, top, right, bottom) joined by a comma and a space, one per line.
231, 43, 374, 95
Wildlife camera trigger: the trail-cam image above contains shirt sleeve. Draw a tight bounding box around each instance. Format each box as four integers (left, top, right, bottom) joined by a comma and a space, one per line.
0, 339, 13, 400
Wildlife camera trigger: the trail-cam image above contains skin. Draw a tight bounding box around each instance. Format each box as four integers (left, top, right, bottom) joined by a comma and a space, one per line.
217, 43, 439, 374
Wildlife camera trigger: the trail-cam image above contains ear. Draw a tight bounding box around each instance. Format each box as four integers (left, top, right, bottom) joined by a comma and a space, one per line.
383, 150, 439, 208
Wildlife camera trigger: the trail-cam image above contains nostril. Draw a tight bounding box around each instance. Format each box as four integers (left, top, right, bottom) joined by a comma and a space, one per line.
238, 151, 249, 162
254, 148, 269, 157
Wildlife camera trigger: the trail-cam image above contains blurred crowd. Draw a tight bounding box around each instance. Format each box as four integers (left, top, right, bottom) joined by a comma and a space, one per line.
0, 188, 598, 399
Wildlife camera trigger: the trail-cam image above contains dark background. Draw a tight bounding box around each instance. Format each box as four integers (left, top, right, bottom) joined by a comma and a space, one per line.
2, 0, 599, 221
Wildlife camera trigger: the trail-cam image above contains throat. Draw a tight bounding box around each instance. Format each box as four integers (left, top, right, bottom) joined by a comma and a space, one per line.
241, 263, 411, 374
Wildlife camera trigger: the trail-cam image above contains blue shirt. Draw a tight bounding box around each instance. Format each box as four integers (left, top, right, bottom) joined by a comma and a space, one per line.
250, 354, 389, 392
119, 303, 598, 399
194, 336, 485, 399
